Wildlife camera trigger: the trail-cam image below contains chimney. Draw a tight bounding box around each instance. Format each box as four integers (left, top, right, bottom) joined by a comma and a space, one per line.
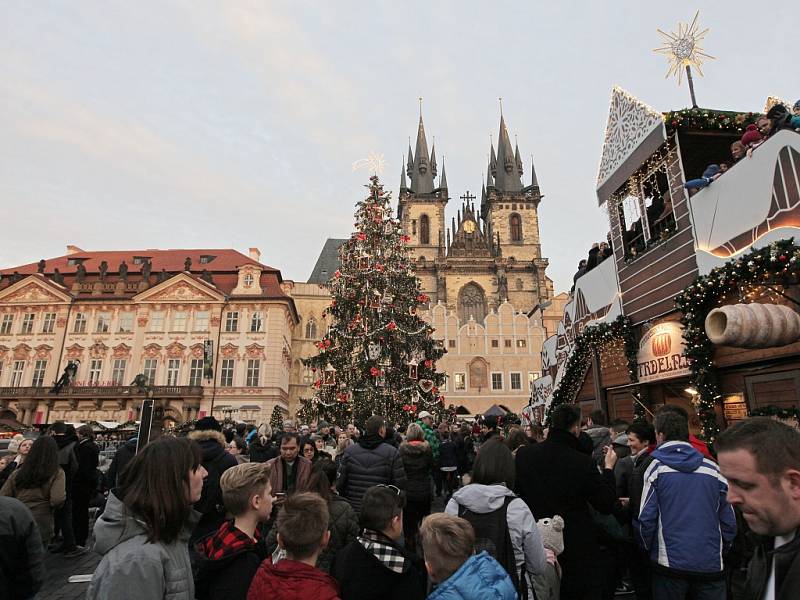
249, 247, 261, 262
66, 245, 84, 255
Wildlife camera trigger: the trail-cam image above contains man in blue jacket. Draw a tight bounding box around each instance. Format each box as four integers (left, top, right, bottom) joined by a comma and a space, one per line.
637, 409, 736, 600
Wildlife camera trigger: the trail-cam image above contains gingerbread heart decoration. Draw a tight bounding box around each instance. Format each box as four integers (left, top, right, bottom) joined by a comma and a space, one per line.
418, 379, 434, 393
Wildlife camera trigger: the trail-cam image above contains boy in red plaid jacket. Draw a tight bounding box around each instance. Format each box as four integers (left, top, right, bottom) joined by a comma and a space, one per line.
194, 462, 274, 600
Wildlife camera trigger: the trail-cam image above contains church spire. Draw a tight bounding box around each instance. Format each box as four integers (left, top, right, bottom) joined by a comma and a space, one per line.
400, 158, 408, 191
530, 155, 539, 189
410, 115, 435, 194
406, 142, 413, 178
515, 141, 523, 177
439, 156, 448, 189
486, 156, 494, 189
494, 115, 523, 193
430, 142, 437, 178
490, 142, 497, 177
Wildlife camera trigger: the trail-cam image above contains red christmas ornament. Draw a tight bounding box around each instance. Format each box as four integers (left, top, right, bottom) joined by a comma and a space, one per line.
402, 404, 411, 412
400, 235, 411, 243
357, 232, 366, 241
387, 321, 397, 331
370, 367, 379, 377
314, 380, 321, 388
410, 404, 417, 412
432, 387, 438, 394
780, 255, 788, 262
424, 360, 433, 368
334, 270, 341, 279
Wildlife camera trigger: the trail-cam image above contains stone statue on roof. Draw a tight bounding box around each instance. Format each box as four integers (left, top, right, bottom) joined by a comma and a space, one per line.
141, 258, 151, 281
119, 261, 128, 281
158, 268, 168, 283
99, 261, 109, 281
201, 269, 213, 284
184, 257, 192, 272
75, 264, 86, 283
53, 268, 64, 285
37, 259, 46, 274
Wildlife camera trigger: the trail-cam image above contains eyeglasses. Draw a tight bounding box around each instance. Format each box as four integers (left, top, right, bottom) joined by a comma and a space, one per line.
375, 484, 401, 495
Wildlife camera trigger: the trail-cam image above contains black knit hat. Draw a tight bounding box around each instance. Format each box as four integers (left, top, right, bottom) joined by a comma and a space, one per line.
195, 416, 222, 432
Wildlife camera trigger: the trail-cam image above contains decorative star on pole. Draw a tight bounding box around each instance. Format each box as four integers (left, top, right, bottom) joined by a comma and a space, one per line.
352, 152, 387, 175
654, 11, 714, 108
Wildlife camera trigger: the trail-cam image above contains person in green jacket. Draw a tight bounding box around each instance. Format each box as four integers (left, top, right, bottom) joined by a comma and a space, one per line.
416, 412, 440, 462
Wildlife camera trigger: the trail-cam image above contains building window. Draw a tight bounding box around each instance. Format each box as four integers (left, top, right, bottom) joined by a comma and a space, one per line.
420, 214, 430, 244
250, 311, 263, 333
225, 311, 239, 332
246, 359, 261, 387
10, 361, 25, 387
132, 256, 151, 265
504, 339, 512, 348
510, 372, 522, 390
143, 359, 158, 385
42, 313, 56, 334
74, 313, 87, 334
491, 372, 503, 390
95, 312, 111, 333
149, 311, 164, 332
112, 359, 127, 385
189, 359, 203, 386
0, 315, 13, 335
458, 283, 487, 324
0, 361, 4, 384
510, 213, 523, 242
491, 339, 499, 348
220, 359, 235, 387
517, 339, 526, 348
171, 311, 187, 332
244, 273, 254, 287
528, 372, 537, 390
199, 255, 216, 264
20, 313, 35, 334
118, 312, 134, 333
32, 360, 47, 387
454, 372, 466, 391
448, 339, 456, 349
166, 359, 181, 386
305, 318, 317, 340
194, 311, 209, 332
88, 359, 103, 383
302, 366, 314, 385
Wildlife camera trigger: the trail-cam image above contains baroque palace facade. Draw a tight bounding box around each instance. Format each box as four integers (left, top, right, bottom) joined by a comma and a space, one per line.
286, 113, 562, 415
0, 247, 297, 427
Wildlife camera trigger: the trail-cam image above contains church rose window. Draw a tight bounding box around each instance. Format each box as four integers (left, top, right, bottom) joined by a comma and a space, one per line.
458, 283, 486, 324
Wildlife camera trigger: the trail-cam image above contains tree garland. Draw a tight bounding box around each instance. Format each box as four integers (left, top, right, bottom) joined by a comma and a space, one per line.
675, 238, 800, 443
664, 108, 760, 134
546, 315, 648, 423
749, 405, 800, 421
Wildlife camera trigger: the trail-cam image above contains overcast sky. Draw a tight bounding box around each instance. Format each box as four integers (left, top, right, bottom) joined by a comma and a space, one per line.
2, 1, 798, 293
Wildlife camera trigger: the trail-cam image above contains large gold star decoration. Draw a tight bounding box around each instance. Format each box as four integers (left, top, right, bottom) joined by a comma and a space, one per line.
654, 11, 714, 85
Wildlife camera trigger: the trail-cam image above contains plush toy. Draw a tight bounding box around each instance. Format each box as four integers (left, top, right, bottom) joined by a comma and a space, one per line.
537, 515, 565, 555
684, 164, 721, 191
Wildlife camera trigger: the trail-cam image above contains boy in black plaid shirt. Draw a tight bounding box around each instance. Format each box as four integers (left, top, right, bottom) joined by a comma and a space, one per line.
193, 462, 274, 600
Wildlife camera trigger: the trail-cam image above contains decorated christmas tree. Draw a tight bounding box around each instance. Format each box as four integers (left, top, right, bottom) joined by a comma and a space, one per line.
270, 404, 284, 431
302, 176, 446, 426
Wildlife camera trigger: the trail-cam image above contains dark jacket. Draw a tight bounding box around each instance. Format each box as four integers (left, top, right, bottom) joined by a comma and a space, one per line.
74, 438, 100, 493
514, 429, 616, 576
106, 438, 137, 490
586, 246, 600, 271
0, 496, 45, 600
248, 438, 278, 463
453, 433, 474, 474
193, 523, 268, 600
398, 441, 433, 501
439, 440, 458, 469
187, 430, 238, 541
265, 456, 312, 495
54, 434, 78, 488
247, 557, 340, 600
742, 533, 800, 600
265, 494, 358, 573
337, 434, 407, 512
332, 535, 427, 600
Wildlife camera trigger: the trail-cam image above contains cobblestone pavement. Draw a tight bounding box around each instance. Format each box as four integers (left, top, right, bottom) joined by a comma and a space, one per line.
38, 549, 100, 600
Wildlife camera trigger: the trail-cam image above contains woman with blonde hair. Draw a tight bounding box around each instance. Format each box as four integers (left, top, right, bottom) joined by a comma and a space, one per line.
398, 421, 434, 552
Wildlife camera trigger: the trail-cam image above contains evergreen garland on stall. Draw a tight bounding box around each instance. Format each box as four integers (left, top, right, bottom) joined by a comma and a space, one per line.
663, 108, 759, 134
302, 176, 446, 427
675, 238, 800, 443
546, 315, 648, 423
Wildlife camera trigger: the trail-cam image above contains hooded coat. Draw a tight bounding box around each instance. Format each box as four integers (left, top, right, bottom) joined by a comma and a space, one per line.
446, 484, 548, 578
428, 551, 517, 600
0, 467, 66, 545
637, 441, 736, 577
87, 492, 200, 600
337, 434, 407, 512
247, 557, 341, 600
187, 429, 238, 541
0, 496, 45, 600
399, 440, 433, 501
106, 437, 137, 490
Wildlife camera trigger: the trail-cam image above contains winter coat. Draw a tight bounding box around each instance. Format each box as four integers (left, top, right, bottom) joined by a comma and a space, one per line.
0, 459, 19, 489
331, 534, 427, 600
740, 533, 800, 600
187, 429, 239, 540
248, 439, 278, 463
514, 428, 616, 587
74, 438, 100, 493
0, 468, 66, 545
0, 496, 45, 600
193, 522, 268, 600
106, 438, 137, 490
446, 484, 548, 578
585, 246, 600, 272
337, 434, 407, 512
428, 551, 517, 600
55, 435, 78, 489
584, 425, 611, 464
629, 449, 654, 524
439, 440, 458, 469
264, 456, 312, 495
247, 557, 341, 600
416, 420, 440, 461
399, 440, 433, 501
636, 441, 736, 577
453, 433, 474, 474
87, 492, 201, 600
265, 494, 358, 573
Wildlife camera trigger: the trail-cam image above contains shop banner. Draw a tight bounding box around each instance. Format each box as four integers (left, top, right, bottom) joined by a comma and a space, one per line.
637, 322, 691, 383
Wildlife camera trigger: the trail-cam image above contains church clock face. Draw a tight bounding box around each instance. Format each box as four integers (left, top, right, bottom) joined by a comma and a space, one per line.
463, 220, 476, 234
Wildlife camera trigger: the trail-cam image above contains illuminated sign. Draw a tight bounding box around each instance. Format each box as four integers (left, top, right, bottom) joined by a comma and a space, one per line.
637, 322, 691, 383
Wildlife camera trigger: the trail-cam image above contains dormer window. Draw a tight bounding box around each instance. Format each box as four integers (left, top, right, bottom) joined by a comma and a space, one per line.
199, 255, 216, 264
243, 274, 254, 287
132, 256, 151, 265
67, 258, 87, 267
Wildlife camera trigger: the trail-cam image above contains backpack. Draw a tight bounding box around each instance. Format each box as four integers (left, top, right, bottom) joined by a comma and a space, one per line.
457, 496, 523, 594
194, 453, 229, 516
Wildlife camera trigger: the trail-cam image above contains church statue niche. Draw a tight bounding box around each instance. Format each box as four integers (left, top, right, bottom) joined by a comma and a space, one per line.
458, 283, 487, 324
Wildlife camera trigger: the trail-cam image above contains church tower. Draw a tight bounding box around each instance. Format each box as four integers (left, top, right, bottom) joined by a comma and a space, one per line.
397, 113, 448, 300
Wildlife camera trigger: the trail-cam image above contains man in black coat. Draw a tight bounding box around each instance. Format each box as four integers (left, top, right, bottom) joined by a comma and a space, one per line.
337, 415, 407, 513
717, 418, 800, 600
72, 424, 99, 548
106, 435, 137, 490
515, 404, 618, 600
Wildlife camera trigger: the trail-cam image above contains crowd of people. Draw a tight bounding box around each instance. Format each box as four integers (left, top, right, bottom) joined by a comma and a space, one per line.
1, 404, 798, 600
573, 233, 615, 287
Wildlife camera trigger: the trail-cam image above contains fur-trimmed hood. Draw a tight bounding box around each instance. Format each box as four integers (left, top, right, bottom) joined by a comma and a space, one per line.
188, 429, 227, 447
188, 429, 231, 464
